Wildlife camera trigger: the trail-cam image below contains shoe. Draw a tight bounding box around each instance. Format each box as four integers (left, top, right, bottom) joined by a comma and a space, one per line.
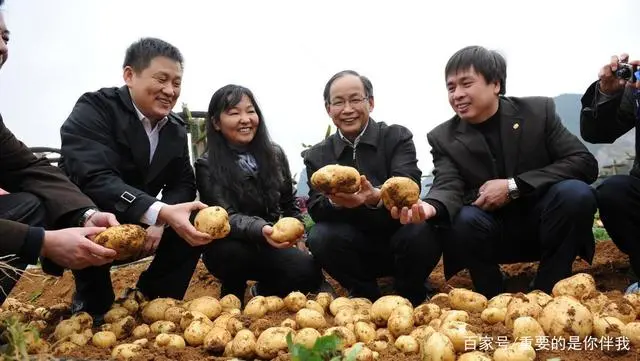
625, 282, 640, 295
70, 294, 105, 326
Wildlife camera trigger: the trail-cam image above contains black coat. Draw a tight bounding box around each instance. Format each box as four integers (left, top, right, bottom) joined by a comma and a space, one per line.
194, 144, 300, 243
59, 86, 196, 224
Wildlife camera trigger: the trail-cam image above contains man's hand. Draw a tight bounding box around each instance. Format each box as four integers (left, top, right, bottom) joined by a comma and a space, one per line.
473, 179, 510, 211
84, 211, 119, 228
139, 225, 164, 258
0, 187, 9, 196
328, 175, 381, 208
158, 201, 214, 247
262, 225, 294, 249
390, 200, 437, 225
41, 227, 117, 269
598, 53, 640, 94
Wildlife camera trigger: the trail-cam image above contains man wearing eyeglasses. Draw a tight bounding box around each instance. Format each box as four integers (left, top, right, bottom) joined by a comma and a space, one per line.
302, 70, 442, 306
580, 53, 640, 294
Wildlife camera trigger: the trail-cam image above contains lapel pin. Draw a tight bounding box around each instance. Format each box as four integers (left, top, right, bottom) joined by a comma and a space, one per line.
513, 123, 520, 130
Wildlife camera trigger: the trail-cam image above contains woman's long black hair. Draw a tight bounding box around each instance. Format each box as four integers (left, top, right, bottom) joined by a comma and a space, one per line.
205, 84, 282, 212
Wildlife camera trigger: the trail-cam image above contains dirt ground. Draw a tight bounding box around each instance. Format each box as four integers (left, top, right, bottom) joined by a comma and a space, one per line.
7, 240, 640, 361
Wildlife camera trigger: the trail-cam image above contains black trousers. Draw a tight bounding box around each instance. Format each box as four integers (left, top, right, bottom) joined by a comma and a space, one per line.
72, 227, 204, 315
446, 179, 596, 298
597, 174, 640, 279
0, 192, 47, 302
307, 221, 442, 306
202, 237, 323, 303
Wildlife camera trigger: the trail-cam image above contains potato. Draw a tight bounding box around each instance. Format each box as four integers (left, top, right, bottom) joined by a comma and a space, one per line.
294, 328, 321, 349
394, 335, 419, 354
188, 296, 222, 320
458, 351, 492, 361
53, 319, 83, 341
70, 312, 93, 330
330, 297, 354, 316
212, 312, 235, 330
255, 326, 294, 359
421, 332, 455, 361
296, 308, 326, 329
244, 296, 268, 318
104, 306, 129, 323
112, 316, 136, 340
551, 272, 597, 301
93, 224, 145, 260
583, 291, 610, 314
220, 294, 242, 312
228, 308, 241, 316
133, 338, 148, 347
231, 329, 257, 358
111, 343, 142, 360
194, 206, 231, 239
150, 320, 176, 334
180, 310, 213, 330
334, 307, 356, 326
184, 319, 213, 346
493, 342, 536, 361
481, 307, 506, 324
370, 295, 412, 327
388, 305, 414, 337
280, 318, 298, 330
622, 321, 640, 346
305, 300, 325, 315
413, 303, 440, 325
163, 306, 185, 324
375, 328, 394, 343
439, 309, 469, 324
69, 331, 91, 346
487, 293, 513, 309
284, 291, 308, 312
250, 318, 272, 338
429, 293, 451, 309
428, 318, 442, 330
449, 288, 488, 313
316, 292, 334, 311
121, 298, 139, 314
593, 316, 625, 338
310, 164, 361, 194
203, 326, 233, 353
368, 340, 388, 352
440, 321, 478, 352
54, 341, 78, 354
92, 331, 117, 348
409, 325, 435, 344
270, 217, 305, 244
154, 333, 186, 348
354, 321, 376, 343
142, 298, 176, 323
525, 290, 553, 308
598, 300, 637, 324
504, 294, 542, 329
132, 324, 150, 339
538, 295, 593, 339
380, 176, 420, 211
261, 296, 284, 313
227, 317, 245, 336
344, 342, 378, 361
624, 293, 640, 314
512, 316, 544, 345
324, 326, 357, 350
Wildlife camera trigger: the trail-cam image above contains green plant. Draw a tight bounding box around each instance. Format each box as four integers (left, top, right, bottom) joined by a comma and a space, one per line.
593, 227, 610, 242
287, 332, 360, 361
302, 213, 315, 233
1, 316, 40, 360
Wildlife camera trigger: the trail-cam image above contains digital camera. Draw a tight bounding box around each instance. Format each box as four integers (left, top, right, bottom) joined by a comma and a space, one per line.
615, 63, 639, 82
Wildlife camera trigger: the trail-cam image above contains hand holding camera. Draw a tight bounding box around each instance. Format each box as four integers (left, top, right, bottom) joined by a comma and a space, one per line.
599, 53, 640, 95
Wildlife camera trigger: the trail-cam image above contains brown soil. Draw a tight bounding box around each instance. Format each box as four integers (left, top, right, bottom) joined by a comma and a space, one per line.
7, 240, 639, 361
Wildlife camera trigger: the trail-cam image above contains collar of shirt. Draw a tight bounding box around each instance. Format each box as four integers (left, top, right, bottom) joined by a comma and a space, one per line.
338, 119, 370, 147
332, 118, 379, 159
130, 94, 169, 135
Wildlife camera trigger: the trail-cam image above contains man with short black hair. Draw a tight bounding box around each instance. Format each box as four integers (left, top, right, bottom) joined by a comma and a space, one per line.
304, 70, 442, 306
394, 46, 599, 297
60, 37, 213, 319
0, 0, 119, 302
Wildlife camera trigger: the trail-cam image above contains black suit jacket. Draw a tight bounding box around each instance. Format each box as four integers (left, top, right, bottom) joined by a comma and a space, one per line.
0, 115, 95, 265
59, 86, 196, 224
426, 96, 598, 276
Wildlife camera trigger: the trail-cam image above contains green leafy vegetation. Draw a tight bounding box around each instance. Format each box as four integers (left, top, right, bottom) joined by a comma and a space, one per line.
287, 332, 360, 361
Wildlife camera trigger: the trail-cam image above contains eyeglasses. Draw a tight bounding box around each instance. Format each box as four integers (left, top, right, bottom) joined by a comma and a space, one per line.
329, 96, 369, 109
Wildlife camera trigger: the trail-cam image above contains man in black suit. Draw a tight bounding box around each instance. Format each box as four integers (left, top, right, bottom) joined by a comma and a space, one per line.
580, 53, 640, 293
60, 37, 213, 319
393, 46, 599, 297
0, 0, 119, 302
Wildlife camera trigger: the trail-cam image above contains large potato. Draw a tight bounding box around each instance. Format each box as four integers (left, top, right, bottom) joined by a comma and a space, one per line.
93, 224, 145, 260
380, 177, 420, 211
394, 335, 419, 354
370, 295, 411, 327
413, 303, 440, 325
184, 320, 213, 346
493, 342, 535, 361
354, 321, 376, 343
203, 327, 232, 353
295, 308, 326, 329
284, 292, 307, 312
487, 293, 513, 310
449, 288, 488, 313
330, 297, 354, 316
440, 321, 479, 352
230, 329, 257, 359
593, 316, 625, 338
194, 206, 231, 239
583, 291, 610, 314
387, 305, 414, 337
597, 299, 637, 324
622, 321, 640, 346
504, 294, 542, 329
270, 217, 305, 244
310, 164, 361, 194
255, 327, 294, 359
294, 328, 321, 349
512, 316, 544, 346
188, 296, 222, 319
142, 298, 176, 323
551, 273, 597, 301
220, 294, 242, 312
421, 332, 455, 361
538, 295, 593, 339
244, 296, 268, 318
481, 307, 506, 324
525, 290, 553, 308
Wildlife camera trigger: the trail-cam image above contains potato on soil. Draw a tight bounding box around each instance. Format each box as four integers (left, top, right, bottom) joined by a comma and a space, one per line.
92, 331, 117, 348
180, 310, 213, 330
280, 318, 298, 330
132, 324, 150, 338
593, 316, 625, 338
244, 296, 268, 318
368, 340, 388, 352
270, 217, 305, 243
265, 296, 285, 312
154, 333, 186, 348
284, 291, 307, 312
112, 343, 142, 360
440, 321, 479, 352
394, 335, 419, 354
324, 326, 357, 350
220, 294, 242, 311
583, 291, 610, 314
330, 297, 354, 316
187, 295, 222, 319
538, 295, 593, 339
380, 176, 420, 211
439, 309, 469, 324
622, 321, 640, 346
487, 293, 513, 309
512, 316, 545, 345
504, 293, 542, 329
354, 321, 376, 343
53, 319, 82, 341
430, 293, 451, 309
598, 299, 637, 324
370, 295, 412, 327
93, 224, 145, 260
305, 300, 325, 315
255, 326, 294, 359
112, 316, 136, 339
230, 329, 257, 358
316, 292, 334, 311
481, 307, 506, 324
294, 328, 321, 349
413, 303, 440, 325
141, 298, 176, 323
344, 342, 379, 361
150, 320, 176, 334
449, 288, 488, 313
310, 164, 361, 194
525, 290, 553, 307
104, 306, 129, 323
70, 311, 93, 329
194, 206, 231, 239
551, 272, 597, 301
163, 306, 185, 324
410, 325, 435, 343
421, 332, 455, 361
184, 319, 213, 346
203, 327, 233, 353
493, 342, 536, 361
388, 305, 414, 337
296, 308, 326, 329
458, 351, 492, 361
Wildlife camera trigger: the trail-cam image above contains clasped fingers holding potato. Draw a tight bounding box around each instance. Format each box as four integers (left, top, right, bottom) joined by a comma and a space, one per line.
390, 200, 436, 225
160, 202, 215, 247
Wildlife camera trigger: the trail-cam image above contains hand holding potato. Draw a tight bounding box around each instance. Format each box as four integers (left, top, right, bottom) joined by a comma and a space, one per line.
139, 225, 164, 258
158, 201, 214, 246
262, 226, 294, 249
310, 164, 361, 194
390, 200, 436, 225
328, 175, 381, 209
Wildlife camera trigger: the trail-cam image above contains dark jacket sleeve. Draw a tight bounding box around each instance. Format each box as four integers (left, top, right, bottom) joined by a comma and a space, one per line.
60, 93, 157, 223
424, 131, 466, 223
580, 80, 637, 144
195, 156, 267, 243
159, 140, 196, 205
517, 97, 599, 190
275, 145, 302, 220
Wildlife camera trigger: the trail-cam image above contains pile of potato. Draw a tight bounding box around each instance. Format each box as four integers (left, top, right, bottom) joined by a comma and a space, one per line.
3, 272, 640, 360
